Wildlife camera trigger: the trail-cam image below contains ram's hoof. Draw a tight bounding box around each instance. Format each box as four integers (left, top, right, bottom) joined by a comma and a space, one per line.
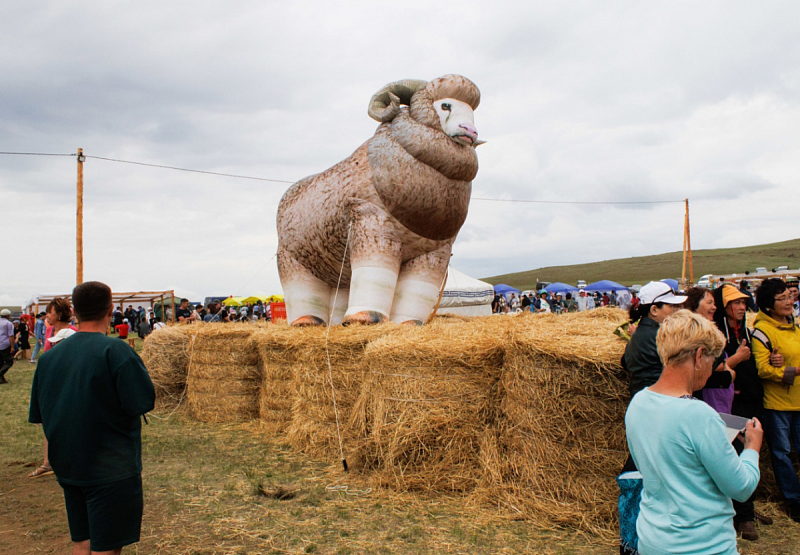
291, 315, 326, 327
400, 319, 424, 326
343, 311, 386, 325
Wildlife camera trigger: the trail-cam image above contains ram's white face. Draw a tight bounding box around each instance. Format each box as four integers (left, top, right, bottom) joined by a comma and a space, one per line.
433, 98, 481, 147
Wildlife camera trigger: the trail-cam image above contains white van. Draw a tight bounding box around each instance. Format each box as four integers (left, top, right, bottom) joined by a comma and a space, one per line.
697, 274, 712, 287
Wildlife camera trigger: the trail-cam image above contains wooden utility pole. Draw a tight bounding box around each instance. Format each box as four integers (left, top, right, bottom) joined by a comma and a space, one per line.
76, 148, 85, 285
681, 198, 693, 288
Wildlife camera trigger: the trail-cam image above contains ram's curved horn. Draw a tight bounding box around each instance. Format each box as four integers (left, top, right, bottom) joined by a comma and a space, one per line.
367, 79, 429, 122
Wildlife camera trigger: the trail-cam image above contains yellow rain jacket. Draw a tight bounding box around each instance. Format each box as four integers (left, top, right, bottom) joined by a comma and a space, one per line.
752, 311, 800, 411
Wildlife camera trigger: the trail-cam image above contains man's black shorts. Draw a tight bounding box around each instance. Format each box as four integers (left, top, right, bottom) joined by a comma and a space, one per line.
59, 474, 143, 551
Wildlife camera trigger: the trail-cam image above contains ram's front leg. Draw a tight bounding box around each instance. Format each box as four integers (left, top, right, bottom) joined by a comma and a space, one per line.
390, 241, 452, 325
278, 246, 332, 326
343, 200, 402, 324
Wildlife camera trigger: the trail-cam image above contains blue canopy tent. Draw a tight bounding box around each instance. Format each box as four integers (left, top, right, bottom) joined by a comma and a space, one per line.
493, 284, 521, 299
545, 282, 579, 294
584, 280, 629, 293
661, 278, 679, 291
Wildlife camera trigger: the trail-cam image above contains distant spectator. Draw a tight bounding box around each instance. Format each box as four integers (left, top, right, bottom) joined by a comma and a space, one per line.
115, 319, 130, 340
563, 292, 577, 313
785, 278, 799, 319
739, 280, 758, 312
112, 308, 124, 331
176, 299, 194, 323
137, 318, 151, 340
15, 317, 32, 361
536, 292, 551, 314
30, 312, 46, 364
552, 294, 564, 314
602, 293, 610, 307
0, 309, 15, 384
152, 316, 167, 331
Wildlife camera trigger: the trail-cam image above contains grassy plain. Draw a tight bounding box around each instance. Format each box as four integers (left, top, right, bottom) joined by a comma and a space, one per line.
484, 238, 800, 290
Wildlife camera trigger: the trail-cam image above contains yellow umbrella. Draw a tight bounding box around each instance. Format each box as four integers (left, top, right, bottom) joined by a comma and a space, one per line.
222, 296, 246, 307
239, 295, 284, 304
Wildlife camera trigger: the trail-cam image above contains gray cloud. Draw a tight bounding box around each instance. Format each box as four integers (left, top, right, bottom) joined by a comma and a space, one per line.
2, 1, 800, 303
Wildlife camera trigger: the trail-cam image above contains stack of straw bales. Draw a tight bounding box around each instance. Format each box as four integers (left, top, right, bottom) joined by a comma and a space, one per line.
186, 324, 261, 423
140, 326, 195, 408
141, 310, 633, 534
354, 318, 510, 492
481, 309, 630, 533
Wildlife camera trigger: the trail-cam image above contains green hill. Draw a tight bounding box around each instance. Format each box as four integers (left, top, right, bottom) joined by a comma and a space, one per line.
483, 238, 800, 290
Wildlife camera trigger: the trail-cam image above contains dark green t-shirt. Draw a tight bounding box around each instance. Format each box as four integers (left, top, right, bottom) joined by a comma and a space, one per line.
29, 332, 155, 486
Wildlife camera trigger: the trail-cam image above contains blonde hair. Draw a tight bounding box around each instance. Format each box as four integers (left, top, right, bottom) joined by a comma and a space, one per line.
657, 309, 725, 368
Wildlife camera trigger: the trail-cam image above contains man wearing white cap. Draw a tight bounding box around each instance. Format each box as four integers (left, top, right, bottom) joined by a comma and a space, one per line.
623, 281, 688, 398
0, 309, 16, 384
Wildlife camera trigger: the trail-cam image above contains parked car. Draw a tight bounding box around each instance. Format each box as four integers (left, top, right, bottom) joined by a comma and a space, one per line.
755, 267, 767, 274
777, 265, 789, 271
576, 280, 587, 289
697, 274, 712, 288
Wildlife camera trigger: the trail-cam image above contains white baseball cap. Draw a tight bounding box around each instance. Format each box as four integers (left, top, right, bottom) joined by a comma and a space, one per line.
638, 281, 687, 305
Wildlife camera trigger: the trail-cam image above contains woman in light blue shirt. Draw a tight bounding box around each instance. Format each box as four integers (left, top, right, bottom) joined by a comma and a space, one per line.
626, 310, 762, 555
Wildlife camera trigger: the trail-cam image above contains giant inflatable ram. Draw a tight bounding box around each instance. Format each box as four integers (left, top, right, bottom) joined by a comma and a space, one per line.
277, 75, 483, 326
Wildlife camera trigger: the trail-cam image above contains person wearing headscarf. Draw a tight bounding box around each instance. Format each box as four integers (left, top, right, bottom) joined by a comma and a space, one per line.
711, 284, 774, 539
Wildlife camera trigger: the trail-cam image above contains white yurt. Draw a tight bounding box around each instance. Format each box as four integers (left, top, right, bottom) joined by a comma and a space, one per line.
436, 267, 494, 316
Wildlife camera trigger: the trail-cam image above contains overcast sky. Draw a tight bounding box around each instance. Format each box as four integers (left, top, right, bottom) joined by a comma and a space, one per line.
2, 1, 799, 305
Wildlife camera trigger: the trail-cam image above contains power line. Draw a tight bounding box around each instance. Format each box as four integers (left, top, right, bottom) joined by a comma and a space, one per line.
471, 197, 683, 205
84, 155, 295, 184
0, 151, 75, 157
0, 150, 685, 204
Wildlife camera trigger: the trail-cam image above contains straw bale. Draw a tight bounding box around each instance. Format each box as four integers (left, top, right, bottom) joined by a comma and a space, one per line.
181, 324, 262, 423
251, 324, 393, 455
354, 318, 508, 492
140, 326, 198, 408
187, 376, 260, 423
478, 313, 630, 535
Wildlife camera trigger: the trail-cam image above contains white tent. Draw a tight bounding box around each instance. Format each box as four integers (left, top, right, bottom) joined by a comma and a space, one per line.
435, 267, 494, 317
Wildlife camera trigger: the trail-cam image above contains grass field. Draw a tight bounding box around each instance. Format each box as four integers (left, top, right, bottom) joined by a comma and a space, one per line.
483, 238, 800, 291
2, 336, 800, 554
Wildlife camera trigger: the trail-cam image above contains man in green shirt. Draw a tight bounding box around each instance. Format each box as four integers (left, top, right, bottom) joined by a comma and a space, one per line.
29, 281, 155, 554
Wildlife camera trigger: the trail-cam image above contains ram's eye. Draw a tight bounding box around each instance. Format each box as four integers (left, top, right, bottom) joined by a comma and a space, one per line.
441, 103, 451, 111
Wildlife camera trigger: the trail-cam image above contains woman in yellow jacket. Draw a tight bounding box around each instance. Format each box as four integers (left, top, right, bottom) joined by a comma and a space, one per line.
752, 278, 800, 523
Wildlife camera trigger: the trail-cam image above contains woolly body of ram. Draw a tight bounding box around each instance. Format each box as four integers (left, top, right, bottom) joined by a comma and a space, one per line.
276, 75, 482, 326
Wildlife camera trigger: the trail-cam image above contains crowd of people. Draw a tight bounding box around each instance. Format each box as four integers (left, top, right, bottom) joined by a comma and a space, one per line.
170, 298, 273, 324
492, 289, 631, 314
620, 277, 800, 553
